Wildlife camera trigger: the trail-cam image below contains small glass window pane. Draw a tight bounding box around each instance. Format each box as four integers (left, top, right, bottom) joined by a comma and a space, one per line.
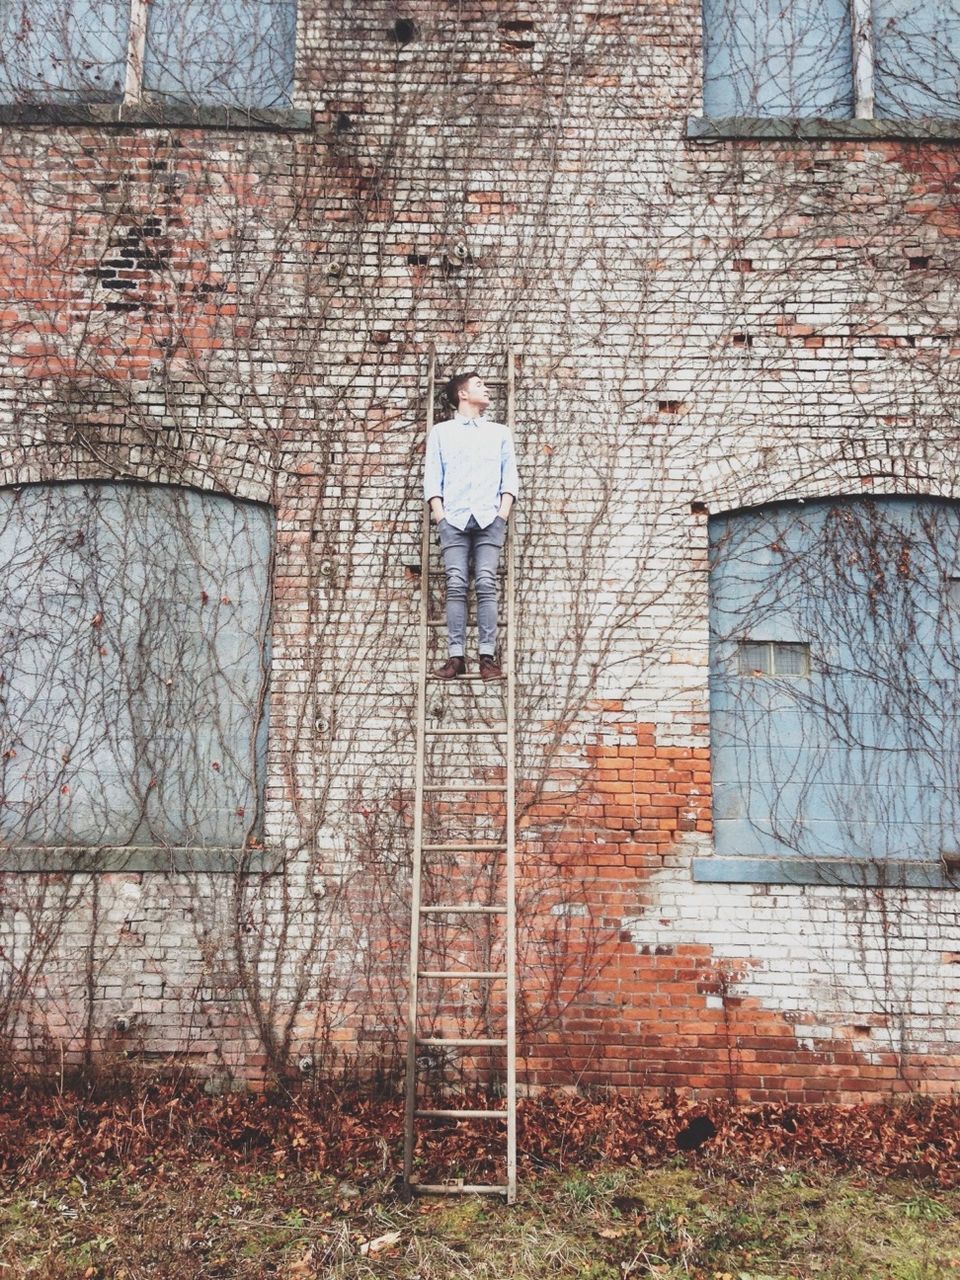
772, 643, 810, 676
738, 642, 771, 675
0, 0, 129, 105
874, 0, 960, 119
142, 0, 297, 109
702, 0, 853, 118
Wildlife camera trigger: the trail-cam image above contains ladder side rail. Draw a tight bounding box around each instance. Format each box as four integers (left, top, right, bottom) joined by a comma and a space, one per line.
505, 347, 518, 1204
404, 347, 436, 1190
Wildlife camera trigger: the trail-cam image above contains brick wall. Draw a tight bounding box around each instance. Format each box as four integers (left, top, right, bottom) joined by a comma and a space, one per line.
0, 0, 959, 1100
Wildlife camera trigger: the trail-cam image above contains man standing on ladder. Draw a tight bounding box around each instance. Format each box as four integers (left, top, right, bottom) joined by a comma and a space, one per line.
424, 370, 519, 680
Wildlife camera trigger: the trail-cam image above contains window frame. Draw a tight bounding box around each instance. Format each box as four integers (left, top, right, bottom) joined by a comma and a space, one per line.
124, 0, 148, 108
0, 0, 311, 133
689, 0, 960, 141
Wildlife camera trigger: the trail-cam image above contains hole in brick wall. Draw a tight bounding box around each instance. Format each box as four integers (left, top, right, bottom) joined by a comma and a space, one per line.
732, 332, 752, 347
391, 17, 418, 45
852, 1024, 872, 1034
908, 255, 930, 269
731, 258, 753, 272
406, 253, 430, 266
657, 400, 682, 414
334, 111, 352, 133
690, 501, 708, 515
499, 18, 535, 47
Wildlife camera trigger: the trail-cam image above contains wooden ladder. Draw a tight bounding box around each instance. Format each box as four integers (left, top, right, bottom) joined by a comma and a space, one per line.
403, 349, 518, 1204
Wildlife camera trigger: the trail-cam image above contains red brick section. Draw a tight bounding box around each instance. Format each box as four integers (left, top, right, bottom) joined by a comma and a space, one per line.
514, 718, 960, 1103
0, 130, 272, 380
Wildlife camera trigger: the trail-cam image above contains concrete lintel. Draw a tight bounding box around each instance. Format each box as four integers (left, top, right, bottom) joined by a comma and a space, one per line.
0, 846, 280, 874
687, 115, 960, 143
0, 102, 313, 132
692, 855, 960, 888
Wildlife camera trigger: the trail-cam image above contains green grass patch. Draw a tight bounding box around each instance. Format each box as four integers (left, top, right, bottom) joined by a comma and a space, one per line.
1, 1161, 959, 1279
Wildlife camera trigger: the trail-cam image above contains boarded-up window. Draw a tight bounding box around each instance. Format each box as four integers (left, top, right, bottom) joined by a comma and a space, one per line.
700, 0, 960, 122
874, 0, 960, 119
701, 0, 854, 118
142, 0, 297, 109
0, 0, 297, 109
0, 0, 130, 105
0, 482, 272, 851
710, 497, 960, 862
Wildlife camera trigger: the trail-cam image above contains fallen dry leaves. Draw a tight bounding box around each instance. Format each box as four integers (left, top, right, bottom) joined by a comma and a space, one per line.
0, 1079, 958, 1188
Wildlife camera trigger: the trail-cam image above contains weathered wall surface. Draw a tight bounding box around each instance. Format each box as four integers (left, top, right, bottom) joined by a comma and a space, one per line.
1, 0, 959, 1100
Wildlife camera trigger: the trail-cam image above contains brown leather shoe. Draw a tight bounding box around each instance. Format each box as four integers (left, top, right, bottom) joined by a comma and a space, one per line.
478, 654, 504, 681
433, 656, 466, 679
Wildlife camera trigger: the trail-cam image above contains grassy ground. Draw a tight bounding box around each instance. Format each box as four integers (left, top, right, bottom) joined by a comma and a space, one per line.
3, 1159, 959, 1280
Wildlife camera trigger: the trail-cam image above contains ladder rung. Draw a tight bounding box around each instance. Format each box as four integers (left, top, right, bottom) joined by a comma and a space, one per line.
423, 785, 507, 793
415, 1108, 508, 1120
427, 621, 509, 628
426, 727, 506, 736
412, 1184, 510, 1196
421, 842, 506, 852
417, 1037, 508, 1047
418, 970, 505, 979
419, 904, 507, 914
426, 676, 509, 684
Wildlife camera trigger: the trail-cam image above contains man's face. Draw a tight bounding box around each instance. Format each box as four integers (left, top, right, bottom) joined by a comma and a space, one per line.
459, 375, 490, 412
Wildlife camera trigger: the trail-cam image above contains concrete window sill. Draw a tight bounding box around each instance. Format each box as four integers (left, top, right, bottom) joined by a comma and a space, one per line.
687, 116, 960, 142
693, 856, 960, 888
0, 102, 312, 132
1, 846, 279, 874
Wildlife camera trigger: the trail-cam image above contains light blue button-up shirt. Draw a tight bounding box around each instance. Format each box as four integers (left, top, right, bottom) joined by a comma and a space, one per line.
423, 414, 520, 530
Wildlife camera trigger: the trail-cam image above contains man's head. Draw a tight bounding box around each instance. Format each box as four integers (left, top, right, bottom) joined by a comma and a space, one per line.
444, 370, 490, 414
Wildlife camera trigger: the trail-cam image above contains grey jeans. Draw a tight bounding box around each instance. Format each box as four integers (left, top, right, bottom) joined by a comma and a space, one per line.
436, 515, 508, 657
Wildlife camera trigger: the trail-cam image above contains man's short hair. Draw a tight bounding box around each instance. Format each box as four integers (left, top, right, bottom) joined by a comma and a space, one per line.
443, 370, 480, 411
